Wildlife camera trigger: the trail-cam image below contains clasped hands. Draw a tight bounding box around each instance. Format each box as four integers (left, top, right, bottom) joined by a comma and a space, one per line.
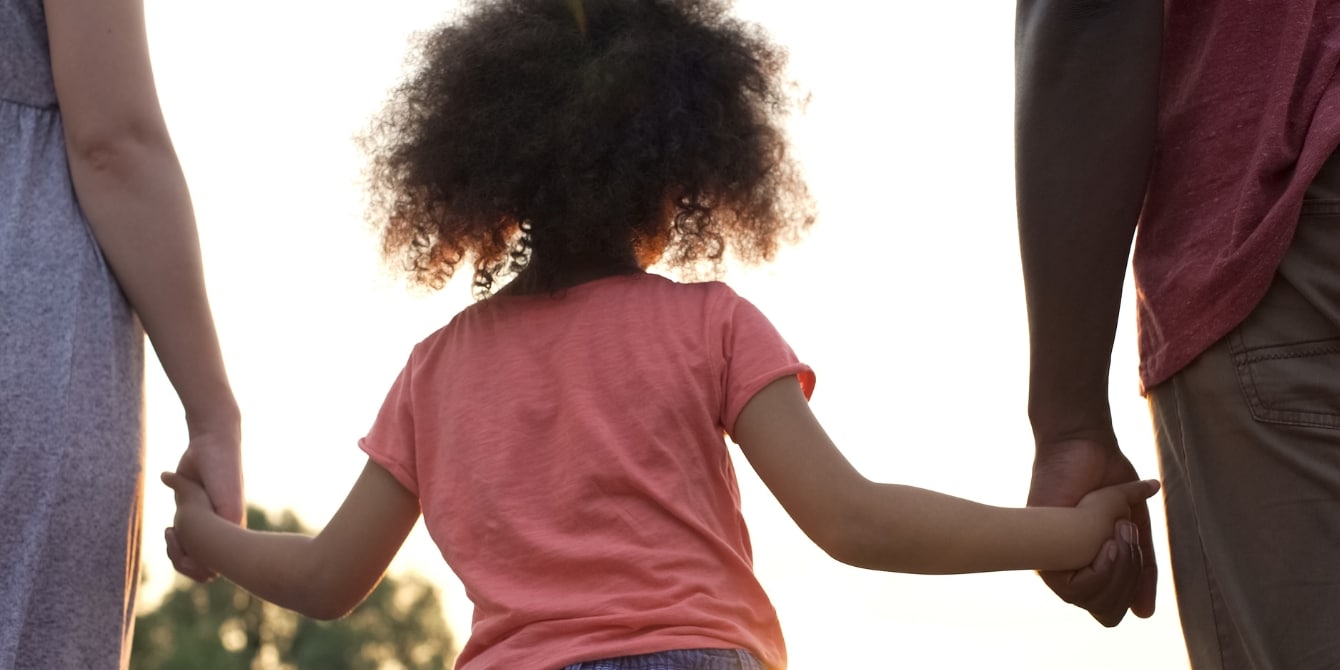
1029, 439, 1158, 627
163, 431, 244, 582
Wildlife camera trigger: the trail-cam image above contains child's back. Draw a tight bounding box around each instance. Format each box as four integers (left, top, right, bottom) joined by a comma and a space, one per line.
364, 274, 811, 668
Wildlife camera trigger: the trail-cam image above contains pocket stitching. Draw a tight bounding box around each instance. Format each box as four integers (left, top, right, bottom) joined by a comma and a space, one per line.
1231, 332, 1340, 429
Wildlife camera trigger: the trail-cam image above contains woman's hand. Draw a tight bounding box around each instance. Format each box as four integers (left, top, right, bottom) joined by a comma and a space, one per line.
175, 429, 244, 524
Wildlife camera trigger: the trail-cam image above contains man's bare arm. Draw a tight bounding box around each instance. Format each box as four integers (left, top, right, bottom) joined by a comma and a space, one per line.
1014, 0, 1163, 624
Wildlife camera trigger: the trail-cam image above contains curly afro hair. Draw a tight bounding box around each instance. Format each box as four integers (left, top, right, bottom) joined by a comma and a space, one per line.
363, 0, 813, 296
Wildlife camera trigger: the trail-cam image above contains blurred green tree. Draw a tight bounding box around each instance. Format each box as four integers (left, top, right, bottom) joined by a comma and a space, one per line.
131, 506, 456, 670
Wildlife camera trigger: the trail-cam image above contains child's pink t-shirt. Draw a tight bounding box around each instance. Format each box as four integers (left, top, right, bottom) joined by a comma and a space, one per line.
359, 273, 814, 670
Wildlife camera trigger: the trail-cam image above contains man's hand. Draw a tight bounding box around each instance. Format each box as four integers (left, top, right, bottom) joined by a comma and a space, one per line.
1028, 438, 1157, 626
167, 429, 244, 582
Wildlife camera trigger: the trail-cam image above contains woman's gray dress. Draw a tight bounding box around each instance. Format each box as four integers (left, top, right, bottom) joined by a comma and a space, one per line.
1, 0, 146, 667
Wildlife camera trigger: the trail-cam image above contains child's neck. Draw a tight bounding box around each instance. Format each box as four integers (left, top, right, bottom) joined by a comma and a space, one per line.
498, 263, 642, 297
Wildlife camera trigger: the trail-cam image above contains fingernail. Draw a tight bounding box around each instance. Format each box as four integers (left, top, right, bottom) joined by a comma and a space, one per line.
1107, 543, 1119, 562
1119, 521, 1135, 544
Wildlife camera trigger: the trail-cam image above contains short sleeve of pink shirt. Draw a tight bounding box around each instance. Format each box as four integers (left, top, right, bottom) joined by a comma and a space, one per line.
718, 292, 816, 434
356, 274, 812, 669
357, 362, 420, 496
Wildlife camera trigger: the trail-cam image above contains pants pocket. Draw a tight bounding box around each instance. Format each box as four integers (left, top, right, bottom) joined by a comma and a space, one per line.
1232, 334, 1340, 428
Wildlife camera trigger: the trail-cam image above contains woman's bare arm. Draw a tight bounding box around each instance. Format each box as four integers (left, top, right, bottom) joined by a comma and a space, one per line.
44, 0, 243, 570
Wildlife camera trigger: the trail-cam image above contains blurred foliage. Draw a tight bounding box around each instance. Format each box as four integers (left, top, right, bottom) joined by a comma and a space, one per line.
131, 506, 456, 670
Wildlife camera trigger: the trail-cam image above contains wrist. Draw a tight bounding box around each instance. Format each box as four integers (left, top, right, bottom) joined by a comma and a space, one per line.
1027, 391, 1115, 451
1073, 509, 1116, 570
185, 399, 241, 442
1032, 426, 1119, 457
1026, 347, 1114, 443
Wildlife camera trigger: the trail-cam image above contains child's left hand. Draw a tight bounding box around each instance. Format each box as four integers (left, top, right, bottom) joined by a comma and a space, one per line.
163, 470, 213, 516
162, 470, 219, 574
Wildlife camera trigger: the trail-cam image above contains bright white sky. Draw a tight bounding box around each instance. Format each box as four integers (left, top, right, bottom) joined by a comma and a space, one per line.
137, 1, 1189, 667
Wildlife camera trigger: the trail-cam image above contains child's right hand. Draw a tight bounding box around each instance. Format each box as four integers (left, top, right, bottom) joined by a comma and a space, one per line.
1063, 479, 1160, 572
1076, 478, 1161, 530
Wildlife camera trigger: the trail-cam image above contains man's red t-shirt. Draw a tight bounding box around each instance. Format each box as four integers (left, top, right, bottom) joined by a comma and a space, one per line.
1135, 1, 1340, 389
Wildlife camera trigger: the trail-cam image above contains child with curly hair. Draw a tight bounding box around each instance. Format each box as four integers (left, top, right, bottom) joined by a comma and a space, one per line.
163, 1, 1158, 668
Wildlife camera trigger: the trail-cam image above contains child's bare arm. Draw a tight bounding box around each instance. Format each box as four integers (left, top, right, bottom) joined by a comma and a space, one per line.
163, 459, 420, 619
731, 378, 1158, 575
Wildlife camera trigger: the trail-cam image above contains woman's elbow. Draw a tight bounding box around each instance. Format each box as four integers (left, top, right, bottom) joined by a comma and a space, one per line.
63, 120, 171, 178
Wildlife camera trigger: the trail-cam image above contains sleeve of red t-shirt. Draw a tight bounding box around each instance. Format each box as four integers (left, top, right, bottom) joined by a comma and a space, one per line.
717, 286, 816, 435
358, 350, 421, 497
